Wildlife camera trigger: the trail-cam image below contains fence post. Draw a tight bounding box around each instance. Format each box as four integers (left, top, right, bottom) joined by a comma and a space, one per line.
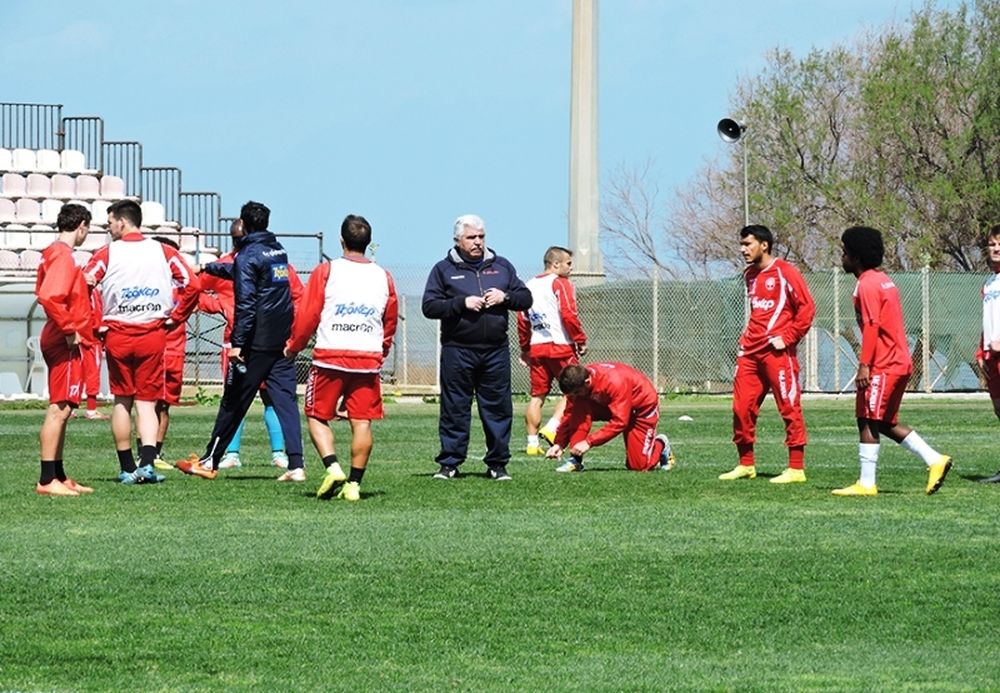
651, 270, 659, 390
921, 265, 931, 392
400, 295, 409, 386
833, 267, 841, 393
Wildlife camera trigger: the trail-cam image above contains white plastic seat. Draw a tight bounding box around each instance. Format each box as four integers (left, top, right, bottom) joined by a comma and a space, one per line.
80, 231, 108, 250
2, 173, 27, 198
99, 175, 126, 199
140, 200, 167, 226
197, 251, 219, 264
15, 198, 42, 225
29, 226, 56, 249
72, 250, 92, 267
178, 226, 200, 251
25, 173, 51, 199
90, 201, 109, 226
0, 198, 16, 223
0, 148, 11, 171
60, 149, 90, 174
40, 199, 63, 224
12, 148, 37, 172
74, 175, 101, 200
0, 249, 19, 269
50, 174, 75, 199
65, 199, 91, 212
19, 249, 42, 270
36, 149, 61, 173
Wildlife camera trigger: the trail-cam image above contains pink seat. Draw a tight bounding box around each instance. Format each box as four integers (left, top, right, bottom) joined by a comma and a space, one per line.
74, 175, 100, 200
29, 225, 56, 249
14, 199, 42, 225
72, 250, 93, 267
178, 226, 200, 251
90, 201, 109, 226
80, 231, 108, 251
36, 149, 61, 173
0, 249, 19, 269
19, 249, 42, 270
2, 173, 27, 198
99, 175, 126, 199
0, 148, 12, 172
50, 174, 75, 199
25, 173, 51, 199
0, 198, 16, 223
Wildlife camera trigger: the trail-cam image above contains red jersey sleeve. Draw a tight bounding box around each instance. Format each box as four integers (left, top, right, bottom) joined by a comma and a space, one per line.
286, 262, 328, 354
163, 245, 200, 324
779, 262, 815, 347
36, 248, 83, 336
586, 373, 632, 448
516, 311, 531, 351
382, 272, 399, 357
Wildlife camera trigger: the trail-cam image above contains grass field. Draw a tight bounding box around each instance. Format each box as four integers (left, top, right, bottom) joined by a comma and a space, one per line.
2, 396, 999, 691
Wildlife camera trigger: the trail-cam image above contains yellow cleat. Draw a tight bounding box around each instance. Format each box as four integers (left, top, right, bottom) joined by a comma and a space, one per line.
770, 468, 806, 484
316, 462, 346, 499
718, 465, 756, 480
525, 445, 543, 456
152, 456, 174, 471
538, 427, 557, 446
926, 456, 953, 495
338, 481, 361, 502
832, 481, 878, 496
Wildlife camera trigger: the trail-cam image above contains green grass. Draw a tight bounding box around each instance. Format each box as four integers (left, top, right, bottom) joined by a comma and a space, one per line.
2, 397, 999, 691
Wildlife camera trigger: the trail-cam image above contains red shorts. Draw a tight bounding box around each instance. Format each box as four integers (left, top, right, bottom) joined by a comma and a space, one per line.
41, 323, 83, 406
81, 341, 102, 397
304, 366, 383, 421
983, 356, 1000, 399
104, 325, 166, 400
561, 400, 662, 471
162, 352, 184, 405
856, 371, 909, 424
528, 354, 578, 397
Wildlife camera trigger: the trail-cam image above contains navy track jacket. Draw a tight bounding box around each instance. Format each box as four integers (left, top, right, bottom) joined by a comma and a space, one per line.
422, 247, 532, 347
230, 230, 295, 351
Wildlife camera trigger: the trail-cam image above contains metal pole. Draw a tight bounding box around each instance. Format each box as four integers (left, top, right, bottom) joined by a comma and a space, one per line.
921, 265, 930, 392
651, 270, 659, 390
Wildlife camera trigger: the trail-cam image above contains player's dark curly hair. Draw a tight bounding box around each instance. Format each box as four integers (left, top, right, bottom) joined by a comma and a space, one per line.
841, 226, 884, 270
56, 203, 91, 232
558, 364, 590, 395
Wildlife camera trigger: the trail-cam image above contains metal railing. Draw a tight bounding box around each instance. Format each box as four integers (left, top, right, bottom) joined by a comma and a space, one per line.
0, 103, 62, 150
62, 116, 104, 171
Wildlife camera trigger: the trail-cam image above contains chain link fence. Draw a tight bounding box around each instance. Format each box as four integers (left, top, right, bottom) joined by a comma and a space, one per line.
367, 265, 985, 395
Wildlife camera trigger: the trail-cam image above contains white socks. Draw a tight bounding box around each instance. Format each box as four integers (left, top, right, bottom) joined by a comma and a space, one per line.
527, 434, 539, 447
859, 443, 879, 487
900, 431, 939, 465
544, 416, 560, 432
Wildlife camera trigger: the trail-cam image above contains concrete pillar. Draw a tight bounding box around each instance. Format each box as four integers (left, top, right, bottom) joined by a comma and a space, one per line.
569, 0, 604, 285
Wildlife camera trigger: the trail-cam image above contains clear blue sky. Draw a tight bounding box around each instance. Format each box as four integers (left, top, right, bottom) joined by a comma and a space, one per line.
4, 0, 957, 276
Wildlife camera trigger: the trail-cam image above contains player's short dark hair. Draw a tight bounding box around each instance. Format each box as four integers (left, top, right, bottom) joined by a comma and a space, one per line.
543, 246, 572, 268
240, 200, 270, 233
988, 224, 1000, 240
341, 214, 372, 252
739, 224, 773, 253
841, 226, 884, 270
558, 364, 589, 394
56, 203, 91, 232
151, 235, 179, 250
107, 199, 142, 228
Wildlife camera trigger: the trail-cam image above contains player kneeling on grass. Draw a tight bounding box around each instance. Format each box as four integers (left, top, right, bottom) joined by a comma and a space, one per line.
544, 362, 674, 473
34, 203, 98, 496
833, 226, 952, 497
284, 214, 398, 502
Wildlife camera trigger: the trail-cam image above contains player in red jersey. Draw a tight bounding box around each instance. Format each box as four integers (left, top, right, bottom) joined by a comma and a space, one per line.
544, 362, 674, 473
84, 200, 199, 484
285, 214, 398, 501
720, 225, 816, 484
832, 226, 952, 496
977, 225, 1000, 483
33, 203, 98, 496
517, 246, 587, 455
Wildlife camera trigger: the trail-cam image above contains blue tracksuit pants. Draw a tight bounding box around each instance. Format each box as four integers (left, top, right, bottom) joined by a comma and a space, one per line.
436, 343, 512, 468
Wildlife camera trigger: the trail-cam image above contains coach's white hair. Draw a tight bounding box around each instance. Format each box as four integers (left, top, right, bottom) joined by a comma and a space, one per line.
453, 214, 485, 240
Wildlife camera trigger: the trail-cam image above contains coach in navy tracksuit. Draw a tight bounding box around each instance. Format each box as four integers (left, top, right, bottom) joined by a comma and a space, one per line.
422, 214, 532, 481
181, 200, 305, 480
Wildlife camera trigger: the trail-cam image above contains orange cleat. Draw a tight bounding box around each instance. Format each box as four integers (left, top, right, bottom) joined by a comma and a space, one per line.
36, 479, 80, 497
62, 478, 94, 494
176, 454, 218, 480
